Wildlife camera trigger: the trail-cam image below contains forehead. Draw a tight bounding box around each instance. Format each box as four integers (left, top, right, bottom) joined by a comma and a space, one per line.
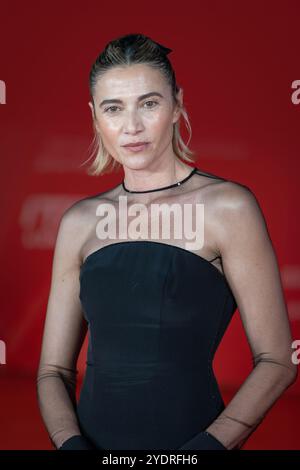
93, 64, 167, 97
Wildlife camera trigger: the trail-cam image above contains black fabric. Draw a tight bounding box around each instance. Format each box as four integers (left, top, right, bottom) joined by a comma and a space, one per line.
77, 241, 236, 450
58, 434, 95, 450
178, 431, 228, 450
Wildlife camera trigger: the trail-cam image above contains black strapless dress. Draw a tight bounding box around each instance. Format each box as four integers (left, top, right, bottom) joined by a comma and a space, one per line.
38, 166, 293, 452
77, 240, 237, 450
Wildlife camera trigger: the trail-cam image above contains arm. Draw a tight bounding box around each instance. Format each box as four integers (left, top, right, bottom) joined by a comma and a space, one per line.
36, 203, 95, 450
180, 183, 298, 450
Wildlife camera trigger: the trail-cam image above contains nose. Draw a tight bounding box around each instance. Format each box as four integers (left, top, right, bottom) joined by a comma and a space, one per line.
123, 109, 143, 134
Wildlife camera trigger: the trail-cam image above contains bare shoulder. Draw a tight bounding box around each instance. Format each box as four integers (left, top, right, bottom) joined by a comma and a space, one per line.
192, 170, 254, 208
60, 196, 95, 227
207, 180, 270, 252
60, 185, 120, 229
52, 198, 92, 268
209, 180, 260, 213
56, 187, 121, 262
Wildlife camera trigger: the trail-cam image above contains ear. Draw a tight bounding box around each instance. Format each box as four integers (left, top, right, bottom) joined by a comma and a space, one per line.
88, 101, 95, 117
172, 87, 183, 124
88, 101, 99, 132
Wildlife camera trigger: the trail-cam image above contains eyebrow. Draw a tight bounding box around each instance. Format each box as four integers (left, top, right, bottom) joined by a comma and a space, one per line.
99, 91, 164, 108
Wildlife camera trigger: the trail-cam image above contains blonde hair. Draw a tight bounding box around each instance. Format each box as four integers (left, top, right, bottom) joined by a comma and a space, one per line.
81, 33, 196, 176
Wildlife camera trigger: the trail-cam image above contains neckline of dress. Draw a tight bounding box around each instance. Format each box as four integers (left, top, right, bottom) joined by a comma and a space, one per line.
80, 240, 228, 285
122, 167, 198, 194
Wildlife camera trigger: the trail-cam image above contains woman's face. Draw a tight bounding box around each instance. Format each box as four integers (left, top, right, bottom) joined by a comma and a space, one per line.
89, 64, 183, 170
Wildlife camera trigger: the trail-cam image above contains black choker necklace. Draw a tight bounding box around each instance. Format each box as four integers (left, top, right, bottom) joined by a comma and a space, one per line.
122, 167, 198, 194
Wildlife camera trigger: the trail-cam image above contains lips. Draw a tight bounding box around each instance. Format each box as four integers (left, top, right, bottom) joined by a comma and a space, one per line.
122, 142, 150, 153
123, 142, 149, 147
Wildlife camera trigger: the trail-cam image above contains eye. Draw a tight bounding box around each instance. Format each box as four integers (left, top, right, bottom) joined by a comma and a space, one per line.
104, 105, 120, 113
143, 100, 158, 108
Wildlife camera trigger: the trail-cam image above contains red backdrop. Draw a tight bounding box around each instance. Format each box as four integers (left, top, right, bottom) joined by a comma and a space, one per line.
0, 0, 299, 450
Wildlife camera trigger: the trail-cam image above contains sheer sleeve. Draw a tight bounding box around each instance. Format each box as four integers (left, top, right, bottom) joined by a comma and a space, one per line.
179, 183, 298, 450
36, 205, 96, 450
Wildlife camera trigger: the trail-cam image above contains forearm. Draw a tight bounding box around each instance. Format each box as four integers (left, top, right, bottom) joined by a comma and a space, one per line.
36, 365, 85, 449
205, 362, 297, 450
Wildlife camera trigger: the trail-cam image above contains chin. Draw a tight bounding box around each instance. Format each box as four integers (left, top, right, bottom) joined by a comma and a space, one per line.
121, 156, 155, 170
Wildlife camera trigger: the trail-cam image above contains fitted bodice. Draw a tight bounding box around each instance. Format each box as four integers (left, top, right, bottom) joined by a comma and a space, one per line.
77, 240, 237, 450
79, 240, 236, 368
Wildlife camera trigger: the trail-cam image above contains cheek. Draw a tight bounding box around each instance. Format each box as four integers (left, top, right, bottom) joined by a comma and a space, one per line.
99, 118, 119, 134
97, 119, 120, 147
146, 111, 173, 135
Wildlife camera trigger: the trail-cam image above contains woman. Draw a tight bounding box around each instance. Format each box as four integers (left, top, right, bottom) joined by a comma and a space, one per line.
36, 33, 298, 451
